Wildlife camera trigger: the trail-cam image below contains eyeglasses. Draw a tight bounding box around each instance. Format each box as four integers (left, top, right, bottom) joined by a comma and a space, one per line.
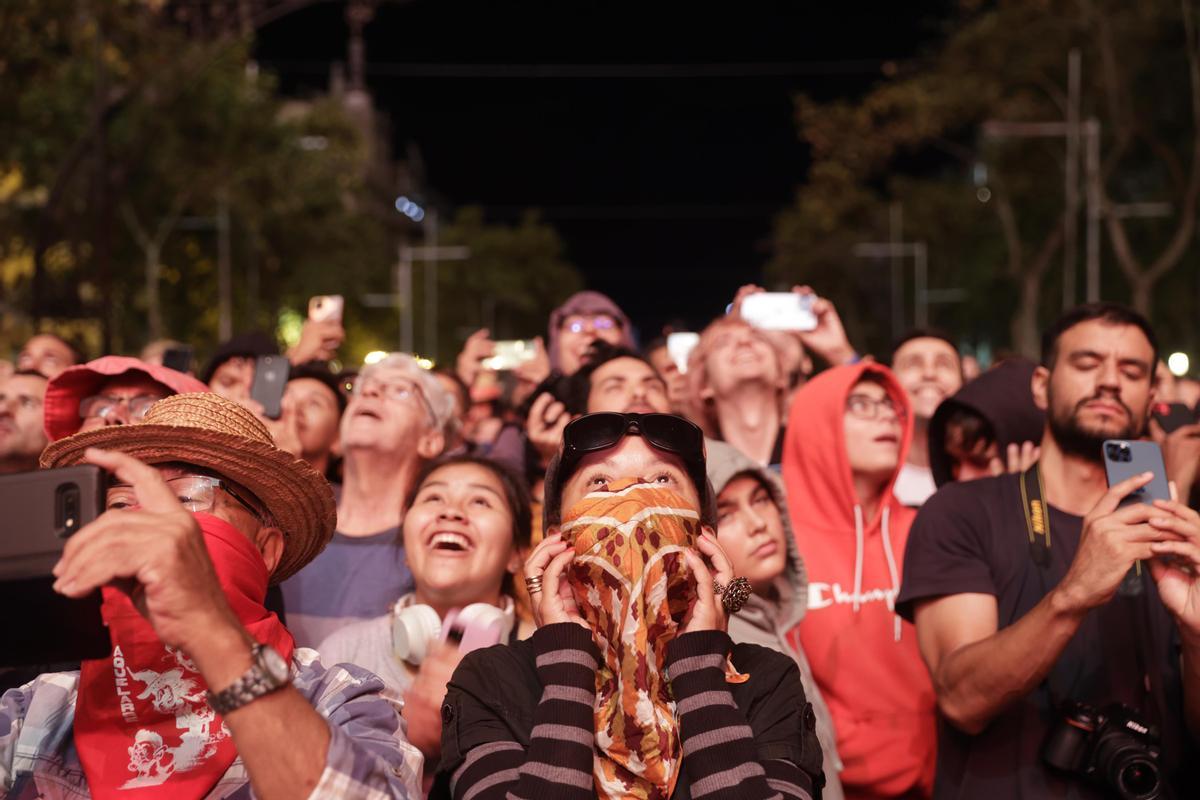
107, 474, 263, 521
846, 393, 904, 422
356, 374, 436, 423
560, 412, 707, 497
79, 394, 160, 422
0, 392, 42, 411
563, 314, 620, 335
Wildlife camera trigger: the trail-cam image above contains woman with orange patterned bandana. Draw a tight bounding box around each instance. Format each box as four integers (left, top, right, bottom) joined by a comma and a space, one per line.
433, 413, 825, 800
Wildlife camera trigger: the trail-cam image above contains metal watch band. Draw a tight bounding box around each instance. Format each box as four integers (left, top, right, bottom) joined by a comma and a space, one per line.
206, 644, 289, 716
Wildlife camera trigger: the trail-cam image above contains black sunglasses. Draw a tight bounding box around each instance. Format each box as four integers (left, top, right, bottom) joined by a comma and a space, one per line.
559, 412, 707, 496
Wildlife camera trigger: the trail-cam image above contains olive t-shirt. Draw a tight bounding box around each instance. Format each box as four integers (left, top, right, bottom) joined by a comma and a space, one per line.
896, 474, 1194, 799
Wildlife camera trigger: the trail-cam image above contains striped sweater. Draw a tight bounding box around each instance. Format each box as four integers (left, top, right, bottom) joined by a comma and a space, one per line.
441, 623, 816, 800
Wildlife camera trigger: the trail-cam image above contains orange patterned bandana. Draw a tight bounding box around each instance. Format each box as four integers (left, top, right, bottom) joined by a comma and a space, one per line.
560, 479, 701, 800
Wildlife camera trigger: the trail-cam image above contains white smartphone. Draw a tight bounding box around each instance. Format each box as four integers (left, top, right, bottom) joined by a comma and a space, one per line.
741, 292, 817, 332
666, 332, 700, 374
308, 295, 344, 324
483, 340, 537, 371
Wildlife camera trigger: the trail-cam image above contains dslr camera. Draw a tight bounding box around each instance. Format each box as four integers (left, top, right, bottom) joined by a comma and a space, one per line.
1042, 702, 1162, 799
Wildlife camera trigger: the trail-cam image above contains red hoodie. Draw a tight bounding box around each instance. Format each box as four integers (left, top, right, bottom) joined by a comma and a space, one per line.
782, 363, 936, 800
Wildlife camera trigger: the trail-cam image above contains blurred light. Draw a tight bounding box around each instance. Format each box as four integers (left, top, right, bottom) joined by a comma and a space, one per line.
277, 308, 304, 349
1168, 352, 1190, 377
363, 350, 388, 365
394, 195, 425, 221
415, 356, 435, 370
976, 187, 992, 203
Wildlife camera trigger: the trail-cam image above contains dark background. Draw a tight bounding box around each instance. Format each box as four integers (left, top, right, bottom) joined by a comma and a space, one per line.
255, 1, 950, 339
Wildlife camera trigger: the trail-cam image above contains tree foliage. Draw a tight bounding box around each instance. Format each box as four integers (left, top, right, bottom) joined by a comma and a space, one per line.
0, 1, 581, 367
769, 0, 1200, 358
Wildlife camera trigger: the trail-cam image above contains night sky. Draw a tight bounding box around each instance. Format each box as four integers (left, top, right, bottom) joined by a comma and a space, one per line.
255, 1, 948, 339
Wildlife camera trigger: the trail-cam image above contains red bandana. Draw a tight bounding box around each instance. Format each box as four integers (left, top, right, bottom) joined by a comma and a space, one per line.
74, 514, 294, 800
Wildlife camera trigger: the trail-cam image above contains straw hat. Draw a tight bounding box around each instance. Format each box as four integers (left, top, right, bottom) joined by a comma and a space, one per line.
41, 392, 336, 583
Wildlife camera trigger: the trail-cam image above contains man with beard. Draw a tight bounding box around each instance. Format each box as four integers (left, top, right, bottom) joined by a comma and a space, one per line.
896, 304, 1200, 799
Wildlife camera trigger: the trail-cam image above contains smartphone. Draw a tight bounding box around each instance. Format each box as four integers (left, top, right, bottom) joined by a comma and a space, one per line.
162, 344, 194, 374
1103, 440, 1173, 508
666, 332, 700, 374
483, 340, 536, 371
250, 355, 290, 420
308, 295, 344, 324
1151, 401, 1196, 435
0, 466, 110, 664
741, 292, 818, 332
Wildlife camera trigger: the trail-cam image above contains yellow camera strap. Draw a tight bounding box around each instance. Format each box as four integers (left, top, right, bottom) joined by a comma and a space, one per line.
1020, 464, 1052, 567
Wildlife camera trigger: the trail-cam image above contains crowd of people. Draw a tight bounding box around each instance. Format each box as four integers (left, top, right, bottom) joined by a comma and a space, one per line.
1, 284, 1198, 800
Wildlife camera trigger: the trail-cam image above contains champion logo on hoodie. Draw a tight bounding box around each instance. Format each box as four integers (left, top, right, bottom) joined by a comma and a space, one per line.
808, 581, 897, 612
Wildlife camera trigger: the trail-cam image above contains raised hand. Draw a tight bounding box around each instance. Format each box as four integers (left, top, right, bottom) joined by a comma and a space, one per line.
681, 531, 736, 633
527, 391, 571, 466
1056, 471, 1185, 613
523, 532, 586, 629
52, 448, 243, 654
1147, 492, 1200, 640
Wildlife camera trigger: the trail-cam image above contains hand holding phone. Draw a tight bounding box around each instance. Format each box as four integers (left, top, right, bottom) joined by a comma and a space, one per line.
740, 292, 818, 332
483, 340, 536, 371
1102, 440, 1173, 507
308, 295, 344, 324
1151, 402, 1198, 435
250, 355, 290, 420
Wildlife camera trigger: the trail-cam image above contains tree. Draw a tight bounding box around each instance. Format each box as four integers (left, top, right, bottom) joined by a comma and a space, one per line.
429, 206, 583, 362
0, 1, 392, 359
769, 0, 1200, 357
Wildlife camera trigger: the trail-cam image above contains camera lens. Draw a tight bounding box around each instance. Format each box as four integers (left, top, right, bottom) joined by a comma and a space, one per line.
1117, 758, 1159, 799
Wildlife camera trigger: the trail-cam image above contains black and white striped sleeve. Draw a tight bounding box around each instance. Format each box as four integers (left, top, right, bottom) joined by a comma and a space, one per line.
666, 630, 814, 800
448, 623, 598, 800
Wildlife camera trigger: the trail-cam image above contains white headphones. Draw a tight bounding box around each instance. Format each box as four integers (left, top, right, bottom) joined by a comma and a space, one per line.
392, 601, 514, 665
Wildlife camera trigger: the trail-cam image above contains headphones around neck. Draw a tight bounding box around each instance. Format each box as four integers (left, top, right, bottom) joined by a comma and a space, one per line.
392, 601, 513, 665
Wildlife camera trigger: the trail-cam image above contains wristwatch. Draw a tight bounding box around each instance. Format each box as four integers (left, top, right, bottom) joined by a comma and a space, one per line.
206, 643, 291, 716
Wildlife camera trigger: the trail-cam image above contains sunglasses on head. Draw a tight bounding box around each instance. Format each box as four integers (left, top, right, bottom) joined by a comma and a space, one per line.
560, 412, 707, 495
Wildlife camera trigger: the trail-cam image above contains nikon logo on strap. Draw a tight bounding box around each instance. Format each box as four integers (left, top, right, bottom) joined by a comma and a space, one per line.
1020, 466, 1052, 566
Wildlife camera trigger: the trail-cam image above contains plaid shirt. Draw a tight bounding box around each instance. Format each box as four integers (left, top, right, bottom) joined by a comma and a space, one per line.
0, 648, 423, 799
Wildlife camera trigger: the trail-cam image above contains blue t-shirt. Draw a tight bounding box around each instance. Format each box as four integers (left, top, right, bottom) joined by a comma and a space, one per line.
280, 527, 414, 649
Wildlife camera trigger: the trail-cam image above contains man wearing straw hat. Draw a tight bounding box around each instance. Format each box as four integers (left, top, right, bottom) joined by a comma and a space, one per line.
0, 392, 421, 799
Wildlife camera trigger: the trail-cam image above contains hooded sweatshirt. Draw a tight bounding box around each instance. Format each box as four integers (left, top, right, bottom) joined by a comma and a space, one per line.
782, 363, 936, 800
706, 438, 845, 800
927, 357, 1045, 487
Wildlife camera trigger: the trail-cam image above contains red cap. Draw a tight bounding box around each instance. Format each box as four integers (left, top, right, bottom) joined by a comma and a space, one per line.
43, 356, 210, 442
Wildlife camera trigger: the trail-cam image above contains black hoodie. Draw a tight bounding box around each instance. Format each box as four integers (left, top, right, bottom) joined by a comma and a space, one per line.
928, 358, 1045, 487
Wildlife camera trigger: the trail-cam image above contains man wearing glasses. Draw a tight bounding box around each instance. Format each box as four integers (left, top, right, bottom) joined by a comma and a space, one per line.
780, 363, 938, 799
281, 353, 456, 648
41, 355, 208, 442
4, 391, 422, 798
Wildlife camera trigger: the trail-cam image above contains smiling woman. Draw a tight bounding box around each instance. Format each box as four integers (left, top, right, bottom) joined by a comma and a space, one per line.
317, 455, 533, 788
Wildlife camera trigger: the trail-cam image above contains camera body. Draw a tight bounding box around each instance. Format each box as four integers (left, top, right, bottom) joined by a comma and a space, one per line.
1043, 702, 1162, 799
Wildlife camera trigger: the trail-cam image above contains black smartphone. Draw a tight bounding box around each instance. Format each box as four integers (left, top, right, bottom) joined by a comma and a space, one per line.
1102, 440, 1173, 508
162, 344, 194, 374
0, 466, 110, 665
250, 355, 290, 419
1151, 401, 1196, 435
